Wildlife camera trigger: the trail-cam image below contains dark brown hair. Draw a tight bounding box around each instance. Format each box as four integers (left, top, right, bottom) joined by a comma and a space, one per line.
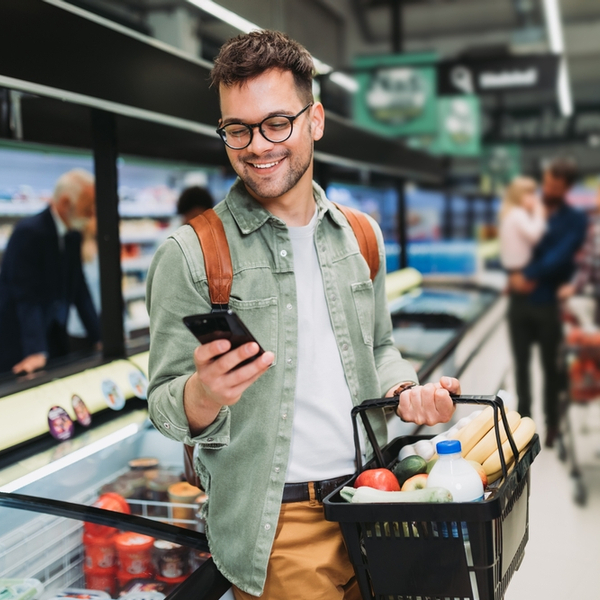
210, 30, 315, 104
548, 157, 578, 187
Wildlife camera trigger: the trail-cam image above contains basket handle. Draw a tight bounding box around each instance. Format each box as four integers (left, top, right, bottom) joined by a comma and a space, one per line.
352, 394, 521, 481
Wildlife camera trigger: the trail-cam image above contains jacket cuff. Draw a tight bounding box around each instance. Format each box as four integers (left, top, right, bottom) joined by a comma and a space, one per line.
186, 406, 231, 449
379, 359, 419, 398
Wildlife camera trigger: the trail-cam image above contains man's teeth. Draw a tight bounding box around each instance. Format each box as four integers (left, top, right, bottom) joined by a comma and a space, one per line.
251, 160, 280, 169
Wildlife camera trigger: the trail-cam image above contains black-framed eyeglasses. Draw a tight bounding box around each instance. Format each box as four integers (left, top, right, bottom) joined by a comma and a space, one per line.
216, 103, 313, 150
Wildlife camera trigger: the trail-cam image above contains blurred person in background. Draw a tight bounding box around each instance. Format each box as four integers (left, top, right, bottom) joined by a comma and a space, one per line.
176, 185, 214, 224
558, 185, 600, 326
507, 158, 587, 447
499, 176, 546, 272
0, 169, 101, 375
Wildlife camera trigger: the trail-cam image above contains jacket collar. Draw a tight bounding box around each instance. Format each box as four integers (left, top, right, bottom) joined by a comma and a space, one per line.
224, 178, 346, 234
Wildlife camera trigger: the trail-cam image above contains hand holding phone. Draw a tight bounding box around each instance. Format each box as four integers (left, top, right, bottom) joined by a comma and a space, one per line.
183, 310, 265, 368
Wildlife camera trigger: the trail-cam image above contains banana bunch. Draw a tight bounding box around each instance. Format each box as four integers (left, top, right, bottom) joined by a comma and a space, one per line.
399, 406, 536, 484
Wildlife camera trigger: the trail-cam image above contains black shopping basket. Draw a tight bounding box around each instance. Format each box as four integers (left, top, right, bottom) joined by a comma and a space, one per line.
323, 395, 540, 600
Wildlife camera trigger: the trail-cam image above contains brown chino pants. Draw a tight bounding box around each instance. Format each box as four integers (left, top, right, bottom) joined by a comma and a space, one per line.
232, 491, 361, 600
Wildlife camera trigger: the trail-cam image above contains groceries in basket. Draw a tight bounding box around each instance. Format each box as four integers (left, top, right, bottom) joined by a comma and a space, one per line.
324, 395, 541, 600
341, 403, 537, 504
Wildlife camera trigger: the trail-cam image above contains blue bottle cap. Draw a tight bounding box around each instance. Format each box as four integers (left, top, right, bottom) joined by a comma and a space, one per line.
436, 440, 462, 454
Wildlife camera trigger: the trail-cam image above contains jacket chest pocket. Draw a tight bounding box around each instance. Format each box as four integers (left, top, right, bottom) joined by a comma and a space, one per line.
228, 296, 278, 366
351, 280, 375, 347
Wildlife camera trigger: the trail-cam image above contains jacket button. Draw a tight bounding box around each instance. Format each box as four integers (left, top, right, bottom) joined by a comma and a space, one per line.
163, 423, 170, 429
264, 523, 271, 530
207, 437, 214, 442
280, 249, 287, 257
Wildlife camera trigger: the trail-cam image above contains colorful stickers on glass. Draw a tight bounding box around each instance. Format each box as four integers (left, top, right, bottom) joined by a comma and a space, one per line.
101, 379, 125, 410
71, 394, 92, 426
48, 406, 75, 440
128, 370, 148, 400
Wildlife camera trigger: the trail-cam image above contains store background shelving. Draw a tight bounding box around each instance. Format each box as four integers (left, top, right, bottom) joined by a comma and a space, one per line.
0, 141, 236, 339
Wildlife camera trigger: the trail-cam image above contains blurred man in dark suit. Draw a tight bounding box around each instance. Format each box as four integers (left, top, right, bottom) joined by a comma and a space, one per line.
0, 169, 101, 374
507, 158, 587, 447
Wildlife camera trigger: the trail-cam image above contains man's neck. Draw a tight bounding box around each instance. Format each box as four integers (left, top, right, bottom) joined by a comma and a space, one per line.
49, 204, 69, 237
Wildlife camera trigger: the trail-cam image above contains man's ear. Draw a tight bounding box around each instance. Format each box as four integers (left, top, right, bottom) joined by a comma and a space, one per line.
311, 102, 325, 142
55, 195, 71, 220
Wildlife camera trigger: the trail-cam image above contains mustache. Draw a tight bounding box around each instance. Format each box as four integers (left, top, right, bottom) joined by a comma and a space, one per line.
240, 150, 290, 163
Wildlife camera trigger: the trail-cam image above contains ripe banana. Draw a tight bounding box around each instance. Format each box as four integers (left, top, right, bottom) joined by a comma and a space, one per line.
465, 411, 521, 464
482, 417, 536, 476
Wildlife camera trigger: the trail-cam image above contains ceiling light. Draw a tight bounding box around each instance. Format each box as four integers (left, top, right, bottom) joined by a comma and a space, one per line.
542, 0, 564, 53
186, 1, 356, 91
186, 0, 259, 34
542, 0, 572, 117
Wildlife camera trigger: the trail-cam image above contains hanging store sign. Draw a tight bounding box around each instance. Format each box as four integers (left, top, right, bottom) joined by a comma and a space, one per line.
407, 96, 481, 157
353, 53, 438, 136
438, 55, 559, 96
483, 104, 600, 144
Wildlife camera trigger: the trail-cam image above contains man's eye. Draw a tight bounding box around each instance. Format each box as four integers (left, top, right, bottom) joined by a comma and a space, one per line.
265, 120, 289, 130
227, 126, 248, 137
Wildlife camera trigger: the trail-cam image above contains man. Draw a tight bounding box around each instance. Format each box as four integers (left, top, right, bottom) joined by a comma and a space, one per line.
176, 185, 214, 224
146, 30, 459, 600
507, 158, 587, 447
0, 169, 100, 375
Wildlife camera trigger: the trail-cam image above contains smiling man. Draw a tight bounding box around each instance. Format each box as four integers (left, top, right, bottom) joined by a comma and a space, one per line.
146, 30, 459, 600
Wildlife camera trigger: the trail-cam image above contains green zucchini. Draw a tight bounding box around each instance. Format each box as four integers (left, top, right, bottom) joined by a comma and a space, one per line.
340, 485, 453, 504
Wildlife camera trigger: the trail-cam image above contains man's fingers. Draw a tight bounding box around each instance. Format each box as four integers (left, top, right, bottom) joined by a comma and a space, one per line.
440, 376, 461, 395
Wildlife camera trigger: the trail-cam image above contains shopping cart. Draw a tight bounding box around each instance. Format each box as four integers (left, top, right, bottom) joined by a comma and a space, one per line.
556, 326, 600, 506
324, 395, 540, 600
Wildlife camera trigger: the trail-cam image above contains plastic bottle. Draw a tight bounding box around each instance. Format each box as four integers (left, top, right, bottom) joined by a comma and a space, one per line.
426, 440, 484, 502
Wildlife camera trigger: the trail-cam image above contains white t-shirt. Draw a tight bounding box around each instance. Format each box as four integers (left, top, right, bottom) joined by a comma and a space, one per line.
499, 206, 546, 270
285, 209, 359, 482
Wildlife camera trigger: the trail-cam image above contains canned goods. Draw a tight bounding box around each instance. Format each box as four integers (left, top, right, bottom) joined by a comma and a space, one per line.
114, 532, 155, 575
153, 540, 189, 579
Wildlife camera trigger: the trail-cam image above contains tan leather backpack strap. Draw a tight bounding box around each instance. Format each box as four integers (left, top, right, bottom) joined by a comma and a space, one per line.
334, 203, 380, 281
189, 209, 233, 310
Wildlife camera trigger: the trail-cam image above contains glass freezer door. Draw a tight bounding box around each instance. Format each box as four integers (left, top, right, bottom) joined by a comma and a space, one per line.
0, 492, 232, 600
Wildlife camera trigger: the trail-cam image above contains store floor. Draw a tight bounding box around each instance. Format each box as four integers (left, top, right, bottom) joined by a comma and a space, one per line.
505, 349, 600, 599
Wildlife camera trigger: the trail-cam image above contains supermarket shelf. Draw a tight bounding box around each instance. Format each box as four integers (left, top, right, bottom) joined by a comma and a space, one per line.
121, 231, 169, 245
123, 283, 147, 302
0, 201, 47, 216
122, 255, 153, 272
126, 315, 150, 331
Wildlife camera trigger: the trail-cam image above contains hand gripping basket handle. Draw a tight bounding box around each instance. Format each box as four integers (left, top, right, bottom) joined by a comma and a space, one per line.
351, 394, 521, 482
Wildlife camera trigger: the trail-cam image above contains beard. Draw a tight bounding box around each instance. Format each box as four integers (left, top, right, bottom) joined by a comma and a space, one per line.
543, 195, 564, 208
234, 147, 313, 200
231, 124, 314, 200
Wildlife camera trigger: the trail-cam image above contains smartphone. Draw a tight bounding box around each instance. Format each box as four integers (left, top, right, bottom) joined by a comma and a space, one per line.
183, 310, 265, 368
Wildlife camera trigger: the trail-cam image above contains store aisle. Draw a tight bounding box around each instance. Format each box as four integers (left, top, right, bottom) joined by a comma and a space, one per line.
505, 350, 600, 599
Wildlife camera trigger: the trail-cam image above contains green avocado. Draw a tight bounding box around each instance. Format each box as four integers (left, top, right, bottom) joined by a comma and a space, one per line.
392, 455, 428, 487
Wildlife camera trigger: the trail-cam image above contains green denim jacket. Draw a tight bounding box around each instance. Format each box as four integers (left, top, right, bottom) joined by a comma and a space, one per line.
146, 179, 418, 595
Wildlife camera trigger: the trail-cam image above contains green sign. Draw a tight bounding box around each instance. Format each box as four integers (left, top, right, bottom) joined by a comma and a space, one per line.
480, 144, 522, 193
353, 53, 438, 137
406, 96, 480, 157
436, 96, 480, 156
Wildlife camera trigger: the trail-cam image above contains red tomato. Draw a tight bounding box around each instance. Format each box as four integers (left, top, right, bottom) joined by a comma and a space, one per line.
354, 468, 401, 491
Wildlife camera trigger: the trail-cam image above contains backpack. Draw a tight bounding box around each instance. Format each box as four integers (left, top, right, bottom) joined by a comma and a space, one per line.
183, 203, 380, 488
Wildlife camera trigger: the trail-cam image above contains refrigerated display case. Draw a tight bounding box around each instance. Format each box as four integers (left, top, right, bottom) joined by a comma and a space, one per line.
0, 408, 233, 600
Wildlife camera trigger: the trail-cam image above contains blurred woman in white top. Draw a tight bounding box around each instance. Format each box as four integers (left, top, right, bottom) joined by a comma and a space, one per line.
499, 176, 546, 271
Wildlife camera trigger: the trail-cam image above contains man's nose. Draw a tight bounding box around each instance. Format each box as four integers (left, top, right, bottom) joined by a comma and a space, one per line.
246, 126, 276, 154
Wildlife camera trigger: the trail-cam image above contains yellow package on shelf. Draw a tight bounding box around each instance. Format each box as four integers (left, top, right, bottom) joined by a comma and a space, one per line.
0, 359, 149, 454
128, 351, 150, 377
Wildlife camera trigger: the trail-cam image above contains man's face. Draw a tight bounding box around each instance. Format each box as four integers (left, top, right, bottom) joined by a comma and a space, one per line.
71, 183, 96, 232
218, 69, 324, 204
542, 170, 569, 207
